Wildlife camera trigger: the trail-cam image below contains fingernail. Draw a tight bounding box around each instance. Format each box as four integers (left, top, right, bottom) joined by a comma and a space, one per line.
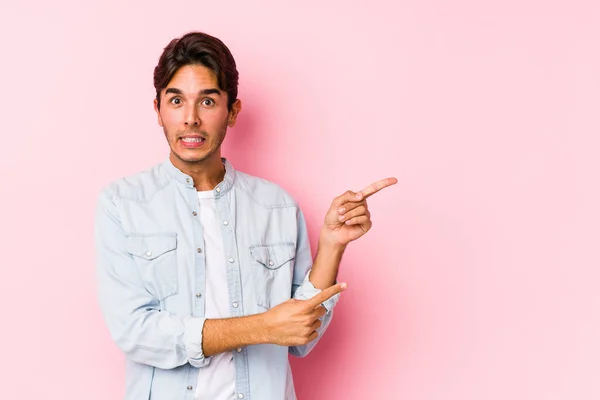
339, 215, 345, 221
338, 207, 345, 214
340, 282, 347, 289
355, 193, 363, 200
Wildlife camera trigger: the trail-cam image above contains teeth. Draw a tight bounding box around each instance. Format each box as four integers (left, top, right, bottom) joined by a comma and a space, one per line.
182, 137, 203, 143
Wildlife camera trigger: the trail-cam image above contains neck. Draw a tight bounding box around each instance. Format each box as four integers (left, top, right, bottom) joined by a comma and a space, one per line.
170, 152, 226, 191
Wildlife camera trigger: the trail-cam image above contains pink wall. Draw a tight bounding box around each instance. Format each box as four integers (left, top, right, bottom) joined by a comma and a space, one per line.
1, 1, 599, 399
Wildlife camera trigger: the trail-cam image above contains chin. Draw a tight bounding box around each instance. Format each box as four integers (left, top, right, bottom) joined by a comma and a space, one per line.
173, 149, 213, 164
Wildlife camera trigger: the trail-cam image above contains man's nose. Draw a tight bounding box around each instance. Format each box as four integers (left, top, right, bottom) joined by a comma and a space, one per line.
184, 105, 200, 126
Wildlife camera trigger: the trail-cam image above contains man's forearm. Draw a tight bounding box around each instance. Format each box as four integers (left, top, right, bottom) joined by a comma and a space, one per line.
308, 232, 346, 290
202, 313, 269, 357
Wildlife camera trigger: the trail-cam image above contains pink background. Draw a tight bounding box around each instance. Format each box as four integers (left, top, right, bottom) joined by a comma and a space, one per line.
1, 0, 599, 399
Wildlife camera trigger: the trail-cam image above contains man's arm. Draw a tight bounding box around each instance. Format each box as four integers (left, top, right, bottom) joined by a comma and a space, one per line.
287, 208, 344, 358
288, 178, 398, 357
307, 241, 345, 290
201, 284, 345, 356
95, 190, 212, 369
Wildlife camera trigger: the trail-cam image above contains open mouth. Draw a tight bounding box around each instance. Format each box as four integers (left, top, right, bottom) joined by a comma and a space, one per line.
180, 136, 206, 148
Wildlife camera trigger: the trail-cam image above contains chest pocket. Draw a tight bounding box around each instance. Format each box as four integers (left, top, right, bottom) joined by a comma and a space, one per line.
126, 233, 178, 301
250, 243, 295, 309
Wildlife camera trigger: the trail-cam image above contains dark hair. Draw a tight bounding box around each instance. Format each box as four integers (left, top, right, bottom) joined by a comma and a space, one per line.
154, 31, 239, 110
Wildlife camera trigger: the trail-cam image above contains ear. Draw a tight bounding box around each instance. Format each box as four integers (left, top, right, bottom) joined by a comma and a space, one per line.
227, 99, 242, 127
153, 98, 164, 127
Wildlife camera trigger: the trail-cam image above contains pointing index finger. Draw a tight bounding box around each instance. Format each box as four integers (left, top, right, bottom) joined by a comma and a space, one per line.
305, 282, 347, 309
358, 177, 398, 199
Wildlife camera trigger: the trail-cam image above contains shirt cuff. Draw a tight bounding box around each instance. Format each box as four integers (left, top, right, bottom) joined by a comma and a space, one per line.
183, 316, 212, 368
293, 270, 340, 312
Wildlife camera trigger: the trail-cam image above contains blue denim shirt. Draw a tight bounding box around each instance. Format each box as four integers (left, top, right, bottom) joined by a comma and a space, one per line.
95, 158, 338, 400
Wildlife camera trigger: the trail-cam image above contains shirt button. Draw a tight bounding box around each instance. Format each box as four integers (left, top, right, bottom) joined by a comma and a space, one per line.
228, 258, 234, 263
268, 260, 274, 266
236, 347, 242, 353
186, 178, 191, 184
223, 220, 229, 226
216, 187, 221, 193
196, 293, 202, 298
187, 386, 193, 390
145, 251, 152, 257
192, 211, 197, 216
197, 248, 202, 253
232, 302, 239, 308
238, 394, 244, 399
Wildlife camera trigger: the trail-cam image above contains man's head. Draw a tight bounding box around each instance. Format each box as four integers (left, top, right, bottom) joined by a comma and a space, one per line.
153, 32, 241, 166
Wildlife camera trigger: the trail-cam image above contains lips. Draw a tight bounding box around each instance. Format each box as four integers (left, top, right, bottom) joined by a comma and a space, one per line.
179, 135, 206, 148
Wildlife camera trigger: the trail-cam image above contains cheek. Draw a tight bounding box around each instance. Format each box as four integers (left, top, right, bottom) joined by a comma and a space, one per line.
160, 110, 181, 129
202, 110, 229, 127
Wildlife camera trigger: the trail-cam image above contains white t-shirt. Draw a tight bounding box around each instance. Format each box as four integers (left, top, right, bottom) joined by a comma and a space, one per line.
195, 190, 235, 400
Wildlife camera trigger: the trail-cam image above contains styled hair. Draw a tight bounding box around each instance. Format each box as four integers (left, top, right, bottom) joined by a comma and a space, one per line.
154, 32, 239, 110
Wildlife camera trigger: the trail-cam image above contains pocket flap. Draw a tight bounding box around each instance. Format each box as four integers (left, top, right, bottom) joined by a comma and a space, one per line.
250, 243, 295, 270
126, 234, 177, 260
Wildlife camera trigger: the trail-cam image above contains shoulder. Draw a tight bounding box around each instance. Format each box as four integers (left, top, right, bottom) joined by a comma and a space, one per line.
234, 170, 298, 209
99, 162, 171, 203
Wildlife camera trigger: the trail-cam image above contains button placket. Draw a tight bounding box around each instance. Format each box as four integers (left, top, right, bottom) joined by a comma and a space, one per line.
190, 186, 207, 319
215, 192, 250, 397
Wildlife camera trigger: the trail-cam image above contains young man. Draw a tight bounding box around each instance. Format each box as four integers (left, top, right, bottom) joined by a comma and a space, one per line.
95, 32, 396, 400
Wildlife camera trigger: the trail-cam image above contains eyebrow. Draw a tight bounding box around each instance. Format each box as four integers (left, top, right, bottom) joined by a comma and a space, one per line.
164, 88, 221, 96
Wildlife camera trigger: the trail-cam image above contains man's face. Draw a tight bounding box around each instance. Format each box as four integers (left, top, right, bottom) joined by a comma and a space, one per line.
154, 64, 241, 166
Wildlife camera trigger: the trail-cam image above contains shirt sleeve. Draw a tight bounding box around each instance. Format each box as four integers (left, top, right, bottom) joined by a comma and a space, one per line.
289, 208, 340, 358
95, 190, 211, 369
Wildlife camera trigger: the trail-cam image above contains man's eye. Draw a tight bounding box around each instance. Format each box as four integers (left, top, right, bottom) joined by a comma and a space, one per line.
170, 98, 181, 105
202, 98, 215, 106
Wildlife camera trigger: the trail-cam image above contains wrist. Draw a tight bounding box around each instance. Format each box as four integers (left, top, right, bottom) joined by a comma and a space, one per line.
254, 311, 272, 345
318, 228, 347, 253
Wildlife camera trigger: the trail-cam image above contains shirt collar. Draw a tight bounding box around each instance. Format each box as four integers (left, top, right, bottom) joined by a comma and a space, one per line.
162, 157, 236, 196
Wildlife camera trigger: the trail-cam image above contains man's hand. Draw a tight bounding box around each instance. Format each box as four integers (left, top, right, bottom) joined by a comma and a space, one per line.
321, 177, 398, 247
262, 282, 347, 346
